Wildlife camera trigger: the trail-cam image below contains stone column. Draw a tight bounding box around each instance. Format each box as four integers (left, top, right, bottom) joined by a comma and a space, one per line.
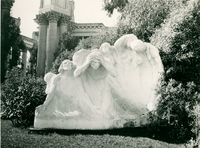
21, 49, 27, 79
46, 11, 60, 73
59, 16, 69, 36
35, 14, 48, 77
60, 23, 67, 36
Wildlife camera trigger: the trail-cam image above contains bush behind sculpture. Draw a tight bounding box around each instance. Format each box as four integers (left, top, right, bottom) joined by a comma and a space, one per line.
150, 0, 200, 85
117, 0, 187, 42
75, 28, 119, 50
152, 79, 199, 142
149, 0, 200, 142
1, 67, 46, 126
51, 33, 80, 74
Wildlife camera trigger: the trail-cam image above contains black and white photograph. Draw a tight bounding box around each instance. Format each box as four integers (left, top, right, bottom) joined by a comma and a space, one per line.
1, 0, 200, 147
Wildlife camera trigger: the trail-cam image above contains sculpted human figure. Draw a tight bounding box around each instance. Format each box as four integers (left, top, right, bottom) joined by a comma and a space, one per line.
34, 60, 103, 128
73, 49, 119, 120
99, 42, 117, 67
34, 34, 164, 129
35, 60, 78, 116
113, 34, 163, 111
99, 42, 123, 96
99, 42, 148, 118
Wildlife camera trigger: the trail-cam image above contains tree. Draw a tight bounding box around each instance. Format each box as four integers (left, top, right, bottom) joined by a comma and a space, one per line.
149, 0, 200, 141
117, 0, 187, 42
28, 43, 38, 76
150, 0, 200, 85
1, 15, 25, 82
103, 0, 128, 16
10, 36, 25, 69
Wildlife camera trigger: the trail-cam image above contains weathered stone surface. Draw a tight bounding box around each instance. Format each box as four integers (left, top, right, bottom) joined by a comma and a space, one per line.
34, 34, 164, 129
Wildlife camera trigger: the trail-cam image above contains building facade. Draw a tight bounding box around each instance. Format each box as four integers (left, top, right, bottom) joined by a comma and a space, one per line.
35, 0, 110, 76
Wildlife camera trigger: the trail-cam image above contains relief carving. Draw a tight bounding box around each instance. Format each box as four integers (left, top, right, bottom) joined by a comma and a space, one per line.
46, 11, 61, 22
59, 14, 70, 24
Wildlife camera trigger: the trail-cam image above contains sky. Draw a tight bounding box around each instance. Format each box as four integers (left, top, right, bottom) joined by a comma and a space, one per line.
11, 0, 120, 38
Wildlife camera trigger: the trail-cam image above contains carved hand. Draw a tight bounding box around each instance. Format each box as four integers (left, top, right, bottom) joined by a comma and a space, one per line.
85, 54, 94, 65
96, 54, 105, 65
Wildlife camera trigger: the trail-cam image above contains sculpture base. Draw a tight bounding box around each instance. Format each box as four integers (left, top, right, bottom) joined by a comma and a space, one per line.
34, 116, 126, 130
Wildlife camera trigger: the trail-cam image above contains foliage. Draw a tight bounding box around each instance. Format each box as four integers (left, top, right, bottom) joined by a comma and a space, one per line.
1, 67, 46, 126
1, 14, 25, 82
10, 36, 26, 69
103, 0, 128, 16
186, 103, 200, 147
28, 42, 38, 76
75, 28, 119, 50
54, 32, 79, 58
117, 0, 187, 42
51, 28, 119, 73
7, 16, 25, 68
51, 50, 74, 74
51, 32, 79, 74
148, 79, 199, 142
68, 21, 76, 33
151, 0, 200, 85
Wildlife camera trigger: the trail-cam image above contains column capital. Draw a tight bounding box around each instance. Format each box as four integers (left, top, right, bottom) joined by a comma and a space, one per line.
59, 14, 71, 25
46, 11, 61, 23
34, 13, 48, 25
68, 21, 76, 32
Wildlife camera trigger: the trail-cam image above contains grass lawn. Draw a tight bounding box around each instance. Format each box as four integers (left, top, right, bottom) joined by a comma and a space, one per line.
1, 119, 186, 148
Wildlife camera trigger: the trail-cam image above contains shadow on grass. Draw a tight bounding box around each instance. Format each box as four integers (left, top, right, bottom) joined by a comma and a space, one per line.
29, 126, 185, 144
1, 117, 188, 144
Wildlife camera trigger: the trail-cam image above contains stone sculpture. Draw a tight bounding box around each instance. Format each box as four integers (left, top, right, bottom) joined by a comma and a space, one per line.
34, 34, 163, 129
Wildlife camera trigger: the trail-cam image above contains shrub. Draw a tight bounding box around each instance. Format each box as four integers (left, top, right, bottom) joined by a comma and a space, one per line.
28, 42, 38, 76
150, 0, 200, 85
187, 103, 200, 147
54, 32, 80, 58
75, 28, 119, 50
50, 32, 79, 74
1, 67, 46, 127
149, 0, 200, 142
149, 79, 199, 142
51, 50, 74, 74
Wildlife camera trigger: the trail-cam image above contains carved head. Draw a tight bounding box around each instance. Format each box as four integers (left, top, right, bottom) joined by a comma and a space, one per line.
89, 49, 102, 69
58, 60, 76, 73
90, 59, 100, 69
100, 42, 111, 53
63, 60, 73, 70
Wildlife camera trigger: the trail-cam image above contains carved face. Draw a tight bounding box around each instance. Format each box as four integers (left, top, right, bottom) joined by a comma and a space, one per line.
62, 60, 72, 70
90, 59, 100, 69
